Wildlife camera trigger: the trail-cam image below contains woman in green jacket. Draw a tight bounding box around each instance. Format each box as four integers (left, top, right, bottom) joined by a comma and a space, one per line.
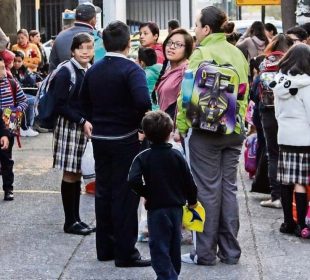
177, 6, 249, 266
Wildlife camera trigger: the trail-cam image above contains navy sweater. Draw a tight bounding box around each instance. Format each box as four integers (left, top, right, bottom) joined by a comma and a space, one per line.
53, 62, 85, 124
79, 55, 151, 137
128, 143, 198, 210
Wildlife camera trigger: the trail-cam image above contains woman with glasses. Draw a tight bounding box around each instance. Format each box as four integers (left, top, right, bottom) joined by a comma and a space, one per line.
153, 28, 193, 120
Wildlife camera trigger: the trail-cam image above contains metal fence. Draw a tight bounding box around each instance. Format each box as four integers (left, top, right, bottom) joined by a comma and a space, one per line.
126, 0, 180, 33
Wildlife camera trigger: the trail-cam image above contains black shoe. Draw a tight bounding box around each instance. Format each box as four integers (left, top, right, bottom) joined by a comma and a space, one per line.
98, 255, 114, 262
279, 222, 296, 234
4, 191, 14, 201
79, 221, 96, 232
115, 257, 151, 267
64, 222, 92, 235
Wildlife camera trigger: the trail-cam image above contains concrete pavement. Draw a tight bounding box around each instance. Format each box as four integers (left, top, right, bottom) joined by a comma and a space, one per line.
0, 133, 309, 280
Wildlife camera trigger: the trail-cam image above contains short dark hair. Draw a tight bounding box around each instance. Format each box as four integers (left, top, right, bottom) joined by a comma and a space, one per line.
200, 6, 227, 33
139, 22, 160, 38
13, 50, 24, 60
142, 111, 173, 144
138, 47, 157, 66
168, 19, 180, 30
70, 32, 93, 52
286, 26, 308, 41
278, 44, 310, 76
102, 21, 130, 52
264, 23, 278, 36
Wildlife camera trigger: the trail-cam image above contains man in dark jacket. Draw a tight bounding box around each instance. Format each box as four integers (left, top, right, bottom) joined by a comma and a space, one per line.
80, 21, 152, 267
49, 2, 104, 72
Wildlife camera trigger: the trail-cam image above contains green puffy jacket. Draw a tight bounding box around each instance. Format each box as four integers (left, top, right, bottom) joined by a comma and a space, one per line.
176, 33, 249, 135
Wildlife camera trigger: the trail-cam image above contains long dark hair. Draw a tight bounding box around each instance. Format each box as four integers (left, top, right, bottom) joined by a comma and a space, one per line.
249, 21, 269, 46
151, 28, 194, 104
278, 44, 310, 76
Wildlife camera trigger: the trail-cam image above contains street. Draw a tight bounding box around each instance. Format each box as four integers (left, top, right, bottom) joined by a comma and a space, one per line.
0, 133, 309, 280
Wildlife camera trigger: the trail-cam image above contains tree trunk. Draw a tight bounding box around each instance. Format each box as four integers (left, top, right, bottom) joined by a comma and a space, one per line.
281, 0, 297, 32
0, 0, 19, 38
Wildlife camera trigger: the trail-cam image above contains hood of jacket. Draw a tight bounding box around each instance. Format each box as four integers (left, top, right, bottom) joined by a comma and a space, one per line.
271, 72, 310, 99
145, 63, 162, 77
251, 36, 266, 51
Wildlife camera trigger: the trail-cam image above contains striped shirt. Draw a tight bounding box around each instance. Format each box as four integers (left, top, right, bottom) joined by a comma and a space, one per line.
0, 78, 28, 111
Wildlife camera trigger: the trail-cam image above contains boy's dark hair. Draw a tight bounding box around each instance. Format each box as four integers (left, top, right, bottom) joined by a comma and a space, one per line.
286, 26, 308, 41
200, 6, 227, 33
168, 19, 180, 31
70, 32, 93, 52
278, 44, 310, 76
138, 47, 157, 66
102, 21, 130, 52
142, 111, 173, 144
139, 22, 160, 38
264, 23, 278, 36
13, 50, 24, 60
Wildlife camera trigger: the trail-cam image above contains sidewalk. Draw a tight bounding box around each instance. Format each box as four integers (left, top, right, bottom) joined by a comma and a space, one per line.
0, 133, 309, 280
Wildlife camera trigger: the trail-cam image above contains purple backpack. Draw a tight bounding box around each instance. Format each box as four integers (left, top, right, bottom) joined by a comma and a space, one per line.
244, 133, 257, 173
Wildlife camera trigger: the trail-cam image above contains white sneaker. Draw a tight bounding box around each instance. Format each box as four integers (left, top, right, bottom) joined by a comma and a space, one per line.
20, 128, 39, 137
181, 253, 197, 264
260, 199, 282, 209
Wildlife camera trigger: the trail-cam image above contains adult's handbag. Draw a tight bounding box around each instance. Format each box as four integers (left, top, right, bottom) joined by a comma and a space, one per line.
81, 140, 95, 193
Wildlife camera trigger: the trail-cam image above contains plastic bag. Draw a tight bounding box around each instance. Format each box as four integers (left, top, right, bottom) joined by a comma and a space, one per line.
81, 140, 95, 194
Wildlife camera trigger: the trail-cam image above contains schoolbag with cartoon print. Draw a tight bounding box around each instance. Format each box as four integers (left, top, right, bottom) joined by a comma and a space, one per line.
186, 60, 247, 134
259, 51, 284, 107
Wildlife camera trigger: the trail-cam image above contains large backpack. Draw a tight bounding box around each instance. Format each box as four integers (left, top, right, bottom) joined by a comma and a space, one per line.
258, 51, 284, 107
34, 60, 76, 129
186, 60, 246, 134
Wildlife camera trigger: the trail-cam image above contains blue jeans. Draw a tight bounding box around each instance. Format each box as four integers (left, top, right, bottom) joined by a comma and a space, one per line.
148, 207, 182, 280
24, 94, 35, 127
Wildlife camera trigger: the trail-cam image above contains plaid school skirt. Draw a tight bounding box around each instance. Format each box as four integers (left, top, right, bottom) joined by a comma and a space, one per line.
277, 149, 310, 186
53, 116, 87, 173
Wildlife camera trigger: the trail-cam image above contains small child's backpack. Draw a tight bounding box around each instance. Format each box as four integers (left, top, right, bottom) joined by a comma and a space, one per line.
186, 60, 247, 134
244, 133, 257, 174
35, 60, 76, 129
259, 51, 284, 107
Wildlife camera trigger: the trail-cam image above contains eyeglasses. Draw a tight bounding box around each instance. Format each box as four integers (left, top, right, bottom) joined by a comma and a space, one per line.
166, 40, 185, 49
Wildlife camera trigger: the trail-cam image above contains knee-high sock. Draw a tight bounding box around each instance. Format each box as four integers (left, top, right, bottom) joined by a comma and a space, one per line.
74, 181, 82, 222
295, 192, 307, 228
61, 180, 76, 226
281, 185, 294, 225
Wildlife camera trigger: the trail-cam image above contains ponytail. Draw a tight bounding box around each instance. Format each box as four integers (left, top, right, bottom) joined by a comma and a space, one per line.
151, 59, 168, 104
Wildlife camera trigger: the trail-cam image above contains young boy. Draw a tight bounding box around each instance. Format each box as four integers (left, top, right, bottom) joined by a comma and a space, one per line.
138, 47, 162, 111
128, 110, 198, 279
11, 51, 39, 137
0, 57, 28, 200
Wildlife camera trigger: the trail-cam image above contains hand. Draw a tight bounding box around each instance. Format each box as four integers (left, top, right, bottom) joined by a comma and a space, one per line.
188, 202, 198, 209
138, 132, 145, 142
0, 136, 9, 150
83, 121, 93, 138
173, 129, 181, 142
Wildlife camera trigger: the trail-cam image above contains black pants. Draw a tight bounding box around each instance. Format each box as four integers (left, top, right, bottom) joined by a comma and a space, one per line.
0, 135, 14, 192
261, 109, 281, 201
92, 134, 141, 262
148, 207, 182, 280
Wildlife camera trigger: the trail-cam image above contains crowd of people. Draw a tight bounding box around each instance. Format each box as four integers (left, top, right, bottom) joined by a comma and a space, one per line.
0, 1, 310, 279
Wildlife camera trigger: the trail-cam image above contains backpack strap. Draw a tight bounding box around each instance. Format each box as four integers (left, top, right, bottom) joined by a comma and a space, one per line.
8, 78, 17, 106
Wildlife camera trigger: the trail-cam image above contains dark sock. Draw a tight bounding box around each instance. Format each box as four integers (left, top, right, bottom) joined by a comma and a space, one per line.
74, 181, 81, 222
295, 192, 307, 228
281, 185, 294, 225
61, 180, 77, 226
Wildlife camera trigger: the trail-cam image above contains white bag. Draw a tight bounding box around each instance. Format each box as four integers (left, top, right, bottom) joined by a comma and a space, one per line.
81, 140, 95, 182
